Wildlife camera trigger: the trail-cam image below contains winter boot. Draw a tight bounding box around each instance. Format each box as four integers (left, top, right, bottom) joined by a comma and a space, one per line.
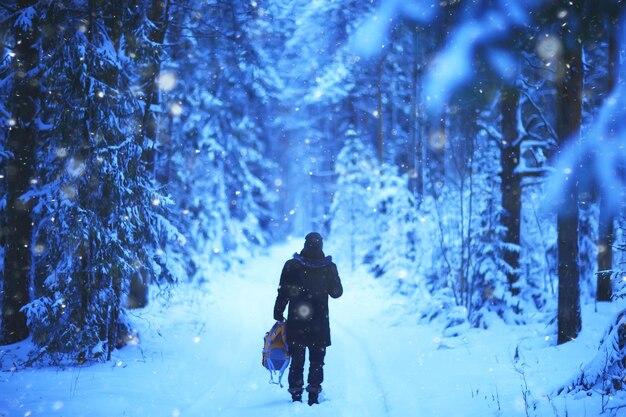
291, 393, 302, 403
308, 392, 319, 406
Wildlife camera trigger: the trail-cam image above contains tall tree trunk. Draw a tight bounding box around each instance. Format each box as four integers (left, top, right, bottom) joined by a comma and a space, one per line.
102, 0, 123, 359
426, 20, 447, 197
410, 26, 424, 204
428, 112, 447, 195
500, 88, 522, 296
1, 0, 40, 344
556, 3, 583, 345
377, 57, 384, 164
130, 0, 171, 309
140, 0, 171, 174
597, 16, 620, 302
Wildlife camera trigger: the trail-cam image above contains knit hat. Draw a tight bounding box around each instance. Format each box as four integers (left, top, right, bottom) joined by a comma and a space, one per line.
304, 232, 323, 250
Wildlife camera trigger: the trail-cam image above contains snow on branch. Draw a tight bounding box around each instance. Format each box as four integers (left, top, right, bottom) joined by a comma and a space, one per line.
353, 0, 624, 215
351, 0, 538, 113
13, 5, 35, 31
350, 0, 437, 58
546, 36, 626, 214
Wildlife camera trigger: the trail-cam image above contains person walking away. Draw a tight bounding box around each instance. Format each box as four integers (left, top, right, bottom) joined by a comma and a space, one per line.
273, 232, 343, 405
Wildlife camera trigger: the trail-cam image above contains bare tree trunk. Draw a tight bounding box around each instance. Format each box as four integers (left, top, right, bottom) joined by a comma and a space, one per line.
1, 0, 40, 344
597, 16, 620, 302
500, 88, 522, 296
556, 3, 583, 345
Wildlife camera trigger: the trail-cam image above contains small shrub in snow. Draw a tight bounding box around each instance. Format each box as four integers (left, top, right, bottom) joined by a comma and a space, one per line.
561, 309, 626, 401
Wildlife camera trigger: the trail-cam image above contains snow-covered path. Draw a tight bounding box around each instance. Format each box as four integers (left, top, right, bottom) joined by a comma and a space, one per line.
181, 243, 395, 417
1, 242, 624, 417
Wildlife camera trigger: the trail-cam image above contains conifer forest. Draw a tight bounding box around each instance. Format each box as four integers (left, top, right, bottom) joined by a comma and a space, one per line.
1, 1, 626, 416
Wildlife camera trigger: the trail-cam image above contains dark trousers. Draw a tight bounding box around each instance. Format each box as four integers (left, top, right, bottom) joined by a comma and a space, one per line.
287, 343, 326, 394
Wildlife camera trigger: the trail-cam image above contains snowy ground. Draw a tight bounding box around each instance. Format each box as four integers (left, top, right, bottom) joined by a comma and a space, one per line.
1, 242, 626, 417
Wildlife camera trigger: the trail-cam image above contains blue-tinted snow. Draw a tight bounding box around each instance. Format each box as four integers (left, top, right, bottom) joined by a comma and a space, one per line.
1, 243, 624, 417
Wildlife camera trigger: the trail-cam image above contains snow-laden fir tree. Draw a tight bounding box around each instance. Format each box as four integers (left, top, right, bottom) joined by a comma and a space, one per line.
20, 0, 178, 362
0, 1, 12, 285
367, 165, 430, 302
329, 131, 378, 271
158, 0, 278, 274
404, 108, 514, 329
1, 0, 40, 345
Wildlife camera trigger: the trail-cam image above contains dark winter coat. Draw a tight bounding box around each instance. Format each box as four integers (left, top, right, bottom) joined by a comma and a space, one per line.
273, 253, 343, 347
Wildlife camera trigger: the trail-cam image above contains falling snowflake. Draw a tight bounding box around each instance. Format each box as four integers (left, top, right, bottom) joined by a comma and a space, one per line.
169, 102, 183, 116
157, 71, 177, 92
65, 158, 86, 177
61, 185, 77, 201
428, 129, 446, 150
536, 35, 562, 61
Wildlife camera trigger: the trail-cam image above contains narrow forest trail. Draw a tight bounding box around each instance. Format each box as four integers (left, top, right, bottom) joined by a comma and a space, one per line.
181, 242, 397, 417
1, 242, 622, 417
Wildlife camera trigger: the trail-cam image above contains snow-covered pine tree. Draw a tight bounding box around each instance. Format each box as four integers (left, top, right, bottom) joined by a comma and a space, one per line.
0, 0, 11, 281
0, 3, 7, 307
329, 131, 378, 271
0, 0, 40, 345
492, 69, 558, 320
20, 0, 174, 362
214, 0, 278, 254
468, 117, 513, 327
410, 104, 512, 329
369, 165, 422, 297
259, 0, 373, 236
562, 221, 626, 397
124, 0, 177, 308
156, 0, 278, 274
